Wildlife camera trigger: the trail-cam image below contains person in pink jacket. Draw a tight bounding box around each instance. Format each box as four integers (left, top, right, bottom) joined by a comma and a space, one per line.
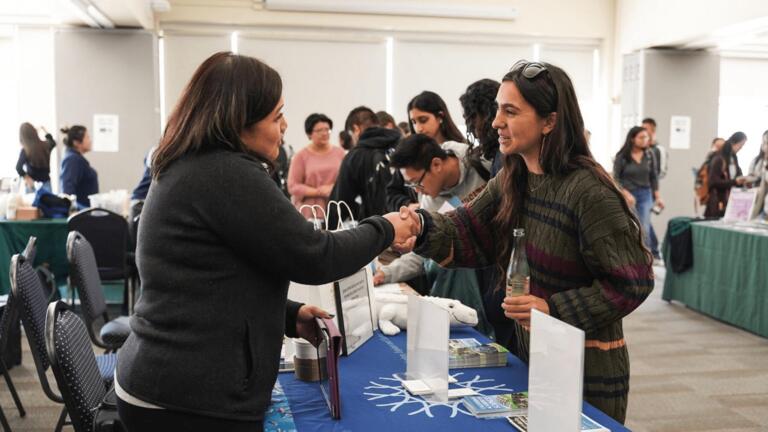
288, 113, 346, 218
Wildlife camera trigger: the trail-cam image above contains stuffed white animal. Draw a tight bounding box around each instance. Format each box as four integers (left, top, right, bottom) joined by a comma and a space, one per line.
374, 292, 479, 336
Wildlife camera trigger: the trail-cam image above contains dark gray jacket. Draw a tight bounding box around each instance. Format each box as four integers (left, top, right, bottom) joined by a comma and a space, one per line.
116, 149, 393, 421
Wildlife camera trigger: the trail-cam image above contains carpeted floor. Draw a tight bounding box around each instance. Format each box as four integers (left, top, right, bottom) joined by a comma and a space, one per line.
1, 265, 767, 431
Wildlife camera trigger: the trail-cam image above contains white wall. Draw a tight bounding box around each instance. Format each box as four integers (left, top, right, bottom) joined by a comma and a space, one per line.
392, 39, 532, 134
55, 29, 160, 193
718, 56, 768, 173
239, 35, 387, 151
162, 33, 229, 122
0, 25, 56, 180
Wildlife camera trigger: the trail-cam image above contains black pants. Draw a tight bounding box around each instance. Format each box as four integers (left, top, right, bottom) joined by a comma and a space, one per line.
117, 397, 263, 432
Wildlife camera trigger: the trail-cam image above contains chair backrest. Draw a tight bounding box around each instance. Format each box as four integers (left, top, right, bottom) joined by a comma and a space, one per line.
66, 231, 108, 323
67, 208, 129, 278
10, 253, 63, 402
0, 288, 19, 360
21, 236, 37, 264
46, 301, 106, 432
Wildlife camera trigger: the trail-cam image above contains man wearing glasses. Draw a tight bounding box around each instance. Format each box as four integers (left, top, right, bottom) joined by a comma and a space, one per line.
374, 134, 490, 332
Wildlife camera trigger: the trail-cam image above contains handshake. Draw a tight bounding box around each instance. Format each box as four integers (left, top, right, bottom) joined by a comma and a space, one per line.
383, 206, 422, 253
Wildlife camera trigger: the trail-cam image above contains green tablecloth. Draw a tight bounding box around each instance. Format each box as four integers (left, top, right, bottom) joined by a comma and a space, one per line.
0, 219, 69, 295
662, 221, 768, 337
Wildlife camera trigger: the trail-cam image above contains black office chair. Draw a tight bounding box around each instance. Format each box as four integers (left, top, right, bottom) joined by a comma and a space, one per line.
11, 253, 116, 432
67, 208, 137, 312
66, 231, 130, 353
45, 301, 112, 432
21, 235, 60, 302
0, 286, 26, 431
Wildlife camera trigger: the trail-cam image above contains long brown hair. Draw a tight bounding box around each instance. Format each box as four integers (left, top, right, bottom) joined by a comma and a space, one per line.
152, 51, 282, 178
492, 62, 651, 278
19, 122, 50, 169
615, 126, 648, 163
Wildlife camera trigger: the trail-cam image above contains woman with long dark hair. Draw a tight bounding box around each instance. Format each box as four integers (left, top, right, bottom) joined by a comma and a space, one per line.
16, 122, 56, 191
705, 131, 747, 217
116, 52, 417, 431
613, 126, 664, 256
404, 61, 653, 423
386, 90, 469, 212
460, 78, 502, 177
59, 124, 98, 209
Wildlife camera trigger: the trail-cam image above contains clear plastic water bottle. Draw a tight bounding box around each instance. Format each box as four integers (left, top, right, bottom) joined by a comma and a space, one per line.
506, 228, 530, 297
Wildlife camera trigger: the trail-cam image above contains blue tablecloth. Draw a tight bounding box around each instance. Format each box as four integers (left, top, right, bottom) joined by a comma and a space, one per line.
277, 328, 629, 431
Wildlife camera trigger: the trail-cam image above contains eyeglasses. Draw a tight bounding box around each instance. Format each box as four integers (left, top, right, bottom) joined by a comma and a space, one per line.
312, 127, 331, 134
510, 60, 548, 79
404, 169, 429, 190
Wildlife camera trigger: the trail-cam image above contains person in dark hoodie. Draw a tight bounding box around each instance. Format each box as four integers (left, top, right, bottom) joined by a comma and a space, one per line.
328, 106, 401, 227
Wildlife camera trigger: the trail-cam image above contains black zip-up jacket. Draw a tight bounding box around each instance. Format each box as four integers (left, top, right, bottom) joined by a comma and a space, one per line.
328, 127, 401, 226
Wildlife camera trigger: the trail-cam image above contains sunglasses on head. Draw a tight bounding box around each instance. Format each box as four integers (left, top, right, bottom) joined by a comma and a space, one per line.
510, 60, 548, 79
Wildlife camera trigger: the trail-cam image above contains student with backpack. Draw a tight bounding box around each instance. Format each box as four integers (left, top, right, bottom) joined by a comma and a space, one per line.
328, 106, 401, 227
705, 132, 748, 218
694, 137, 725, 213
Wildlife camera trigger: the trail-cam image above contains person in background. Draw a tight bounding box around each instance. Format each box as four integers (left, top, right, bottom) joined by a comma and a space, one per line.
16, 122, 56, 192
642, 118, 665, 260
60, 125, 98, 209
271, 139, 291, 198
376, 111, 397, 130
374, 133, 493, 335
397, 121, 410, 137
115, 52, 418, 432
405, 61, 652, 423
748, 130, 768, 186
700, 137, 725, 174
642, 118, 667, 179
705, 131, 747, 218
328, 106, 401, 226
338, 130, 354, 151
460, 79, 503, 177
287, 113, 345, 217
386, 90, 472, 213
710, 137, 725, 155
613, 126, 664, 258
130, 146, 156, 222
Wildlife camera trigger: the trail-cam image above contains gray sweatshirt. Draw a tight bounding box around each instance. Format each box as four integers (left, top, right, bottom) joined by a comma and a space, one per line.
381, 141, 488, 283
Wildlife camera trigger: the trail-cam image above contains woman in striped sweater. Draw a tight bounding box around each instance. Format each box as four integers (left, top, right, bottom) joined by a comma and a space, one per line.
407, 61, 653, 423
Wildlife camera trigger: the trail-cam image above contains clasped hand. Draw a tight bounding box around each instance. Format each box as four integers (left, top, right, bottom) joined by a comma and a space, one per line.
501, 294, 550, 331
383, 206, 421, 253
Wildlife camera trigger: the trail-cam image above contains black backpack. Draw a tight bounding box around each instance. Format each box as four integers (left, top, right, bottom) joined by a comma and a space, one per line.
361, 149, 393, 218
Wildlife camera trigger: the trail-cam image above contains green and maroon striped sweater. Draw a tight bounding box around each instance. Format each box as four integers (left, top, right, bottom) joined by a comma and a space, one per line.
414, 169, 654, 424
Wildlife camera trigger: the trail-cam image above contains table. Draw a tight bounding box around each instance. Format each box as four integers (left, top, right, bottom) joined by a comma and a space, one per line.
662, 220, 768, 337
0, 219, 69, 295
275, 327, 629, 431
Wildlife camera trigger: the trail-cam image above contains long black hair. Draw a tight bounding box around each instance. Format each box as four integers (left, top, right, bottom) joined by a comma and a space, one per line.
60, 125, 86, 149
492, 61, 651, 279
720, 131, 747, 168
460, 79, 500, 161
614, 126, 648, 163
153, 52, 282, 178
751, 130, 768, 169
406, 91, 464, 143
19, 122, 50, 169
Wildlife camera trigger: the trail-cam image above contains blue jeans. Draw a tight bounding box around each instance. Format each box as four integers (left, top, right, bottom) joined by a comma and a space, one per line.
630, 187, 654, 255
